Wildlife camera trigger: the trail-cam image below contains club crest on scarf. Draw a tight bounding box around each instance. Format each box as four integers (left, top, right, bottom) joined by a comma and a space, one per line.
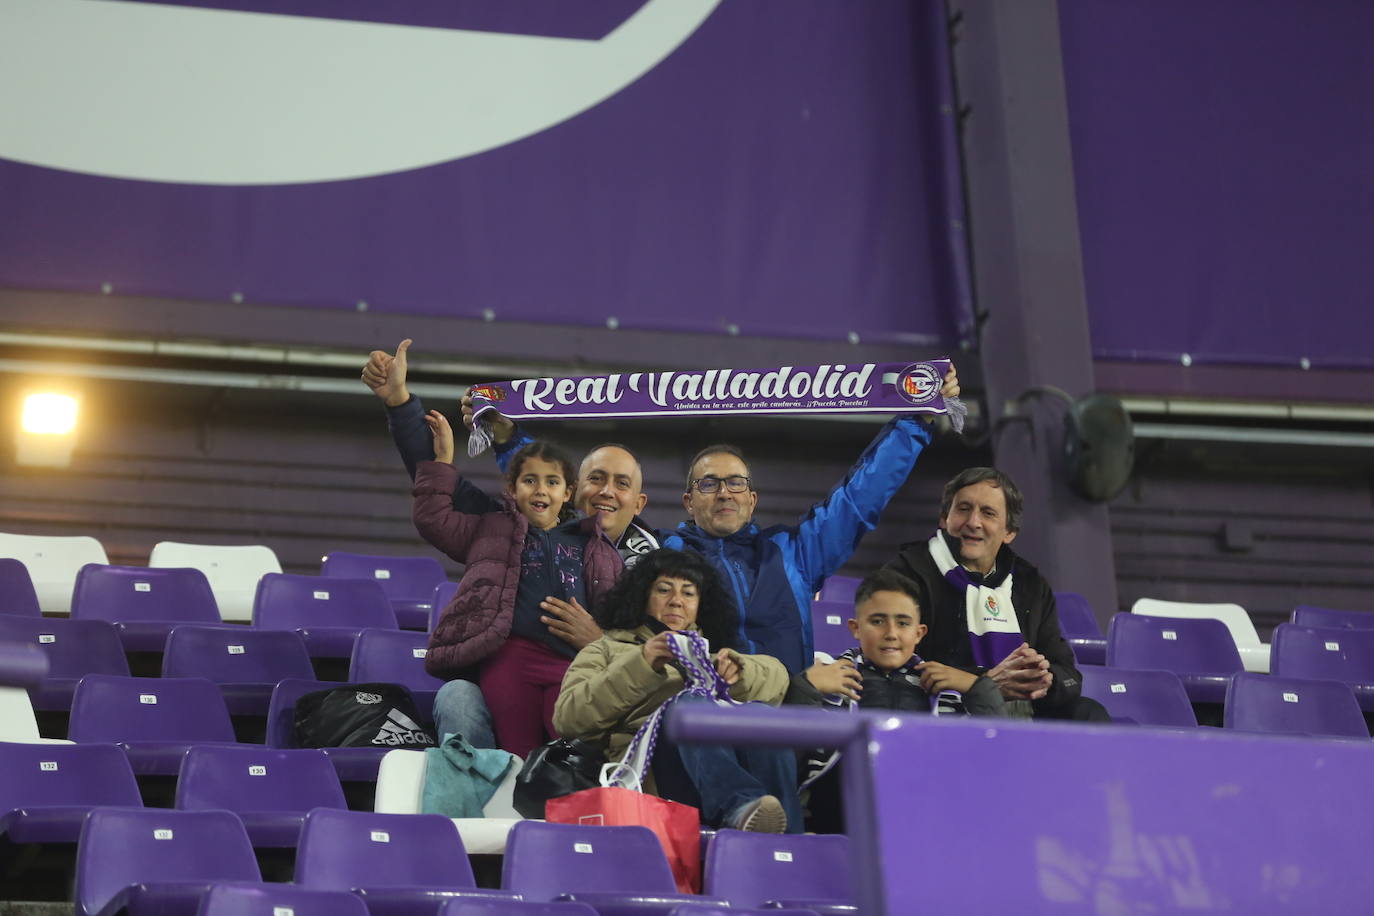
895, 362, 943, 405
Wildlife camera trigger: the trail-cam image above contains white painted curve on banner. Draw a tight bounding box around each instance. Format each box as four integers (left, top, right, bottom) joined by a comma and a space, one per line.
0, 0, 721, 185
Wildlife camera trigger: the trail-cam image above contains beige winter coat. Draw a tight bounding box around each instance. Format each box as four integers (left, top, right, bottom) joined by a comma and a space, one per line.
553, 624, 791, 766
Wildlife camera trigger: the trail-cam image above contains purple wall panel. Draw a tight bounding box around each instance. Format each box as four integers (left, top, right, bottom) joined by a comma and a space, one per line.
0, 1, 969, 347
1060, 0, 1374, 369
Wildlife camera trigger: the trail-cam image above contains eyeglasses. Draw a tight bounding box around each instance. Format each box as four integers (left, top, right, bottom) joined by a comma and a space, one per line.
689, 475, 751, 494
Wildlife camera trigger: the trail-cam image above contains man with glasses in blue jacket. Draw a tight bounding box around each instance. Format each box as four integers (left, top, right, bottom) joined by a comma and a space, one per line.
660, 408, 951, 675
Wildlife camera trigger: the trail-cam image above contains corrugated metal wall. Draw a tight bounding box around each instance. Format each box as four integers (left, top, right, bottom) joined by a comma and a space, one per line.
1110, 439, 1374, 637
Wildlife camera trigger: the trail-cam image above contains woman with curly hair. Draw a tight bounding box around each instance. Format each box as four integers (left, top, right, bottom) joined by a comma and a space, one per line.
553, 548, 801, 833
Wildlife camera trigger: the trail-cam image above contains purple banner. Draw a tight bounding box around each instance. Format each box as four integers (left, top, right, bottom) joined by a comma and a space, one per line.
0, 0, 971, 349
1060, 0, 1374, 369
470, 359, 953, 420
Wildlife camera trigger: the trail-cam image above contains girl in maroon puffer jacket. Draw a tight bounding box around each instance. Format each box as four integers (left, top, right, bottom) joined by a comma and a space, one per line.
412, 410, 622, 757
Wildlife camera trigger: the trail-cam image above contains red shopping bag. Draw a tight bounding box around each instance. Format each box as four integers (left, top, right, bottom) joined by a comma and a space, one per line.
545, 785, 702, 893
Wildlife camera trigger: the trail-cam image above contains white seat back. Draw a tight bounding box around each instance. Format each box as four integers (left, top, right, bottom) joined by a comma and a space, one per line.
148, 541, 282, 622
0, 685, 72, 743
0, 532, 108, 613
374, 747, 523, 818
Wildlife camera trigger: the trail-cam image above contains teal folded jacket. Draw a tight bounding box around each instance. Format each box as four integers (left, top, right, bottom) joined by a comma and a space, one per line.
421, 732, 516, 818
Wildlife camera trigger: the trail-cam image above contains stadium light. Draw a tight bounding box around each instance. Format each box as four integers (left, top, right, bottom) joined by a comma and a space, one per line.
16, 392, 80, 467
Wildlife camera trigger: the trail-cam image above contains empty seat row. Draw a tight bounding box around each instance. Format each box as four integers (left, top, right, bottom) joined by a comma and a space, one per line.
0, 534, 449, 628
22, 802, 849, 915
1057, 595, 1373, 673
1, 620, 441, 720
1107, 613, 1374, 712
1081, 666, 1369, 738
2, 564, 450, 663
0, 673, 449, 784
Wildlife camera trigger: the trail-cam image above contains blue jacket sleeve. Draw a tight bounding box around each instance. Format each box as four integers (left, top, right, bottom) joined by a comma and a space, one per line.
491, 423, 534, 474
780, 416, 933, 592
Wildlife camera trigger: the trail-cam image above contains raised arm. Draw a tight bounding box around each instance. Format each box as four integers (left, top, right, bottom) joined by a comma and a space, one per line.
411, 412, 492, 562
785, 366, 957, 588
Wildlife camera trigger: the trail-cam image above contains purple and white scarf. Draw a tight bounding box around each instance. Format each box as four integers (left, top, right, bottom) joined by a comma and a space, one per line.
927, 531, 1023, 669
600, 630, 742, 791
466, 359, 965, 456
800, 647, 965, 790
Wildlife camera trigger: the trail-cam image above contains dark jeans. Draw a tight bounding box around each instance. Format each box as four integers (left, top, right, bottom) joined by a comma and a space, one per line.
651, 700, 803, 833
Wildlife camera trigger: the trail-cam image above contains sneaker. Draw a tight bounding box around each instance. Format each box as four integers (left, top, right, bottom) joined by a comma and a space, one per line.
727, 794, 787, 833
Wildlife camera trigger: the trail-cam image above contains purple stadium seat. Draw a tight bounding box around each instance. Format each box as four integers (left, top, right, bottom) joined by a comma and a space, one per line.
1105, 613, 1242, 704
1054, 591, 1107, 666
71, 564, 223, 653
815, 576, 860, 605
321, 552, 446, 631
1271, 623, 1374, 711
68, 675, 238, 775
75, 807, 262, 916
0, 615, 129, 711
0, 643, 49, 690
162, 625, 314, 717
503, 820, 724, 912
810, 600, 855, 658
668, 699, 1374, 913
1223, 671, 1368, 739
1292, 605, 1374, 630
175, 745, 347, 848
348, 627, 443, 714
252, 573, 397, 659
264, 678, 391, 782
0, 557, 43, 617
703, 830, 854, 914
197, 882, 370, 916
430, 580, 460, 632
440, 903, 599, 916
0, 742, 141, 845
1079, 665, 1197, 727
295, 808, 517, 916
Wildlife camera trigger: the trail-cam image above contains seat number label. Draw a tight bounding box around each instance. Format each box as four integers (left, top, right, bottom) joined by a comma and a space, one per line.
139, 694, 158, 704
135, 582, 151, 592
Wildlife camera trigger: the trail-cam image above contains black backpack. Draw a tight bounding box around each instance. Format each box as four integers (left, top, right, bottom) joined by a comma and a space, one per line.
293, 683, 437, 749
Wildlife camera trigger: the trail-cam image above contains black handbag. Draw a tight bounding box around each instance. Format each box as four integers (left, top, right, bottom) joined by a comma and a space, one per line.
293, 682, 437, 749
511, 738, 607, 819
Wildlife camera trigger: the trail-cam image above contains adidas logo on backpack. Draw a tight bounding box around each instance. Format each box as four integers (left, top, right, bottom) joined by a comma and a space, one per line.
371, 708, 436, 747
